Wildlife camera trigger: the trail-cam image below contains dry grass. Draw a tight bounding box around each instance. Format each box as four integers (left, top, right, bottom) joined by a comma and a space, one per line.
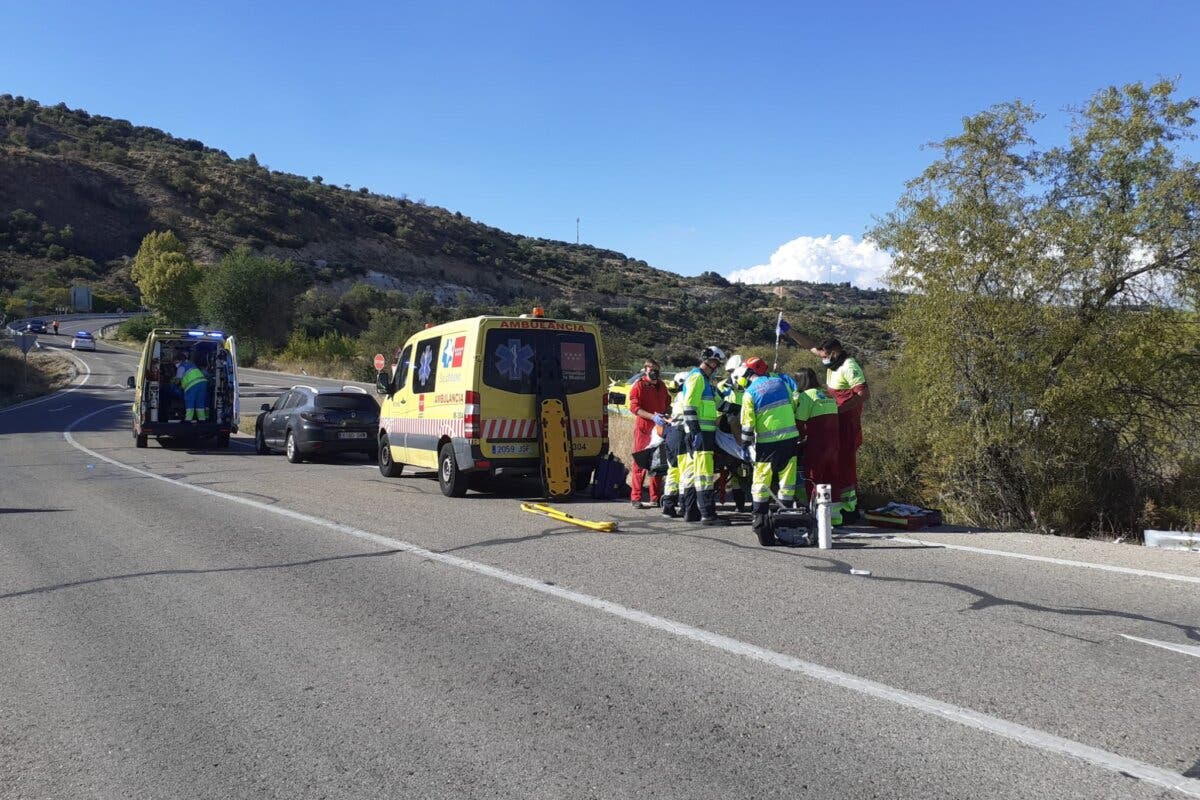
0, 348, 75, 407
254, 356, 361, 382
607, 412, 635, 467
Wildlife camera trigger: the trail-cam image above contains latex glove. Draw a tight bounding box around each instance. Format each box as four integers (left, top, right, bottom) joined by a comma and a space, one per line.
652, 413, 667, 427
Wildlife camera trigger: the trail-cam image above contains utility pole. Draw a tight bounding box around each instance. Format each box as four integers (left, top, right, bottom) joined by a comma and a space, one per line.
576, 218, 580, 245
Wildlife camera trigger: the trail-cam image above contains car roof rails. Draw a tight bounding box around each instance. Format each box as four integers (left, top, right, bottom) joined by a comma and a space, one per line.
290, 384, 319, 394
340, 385, 368, 394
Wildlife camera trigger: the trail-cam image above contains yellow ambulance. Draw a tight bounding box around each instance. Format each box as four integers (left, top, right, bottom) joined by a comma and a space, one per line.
374, 310, 612, 496
128, 327, 240, 448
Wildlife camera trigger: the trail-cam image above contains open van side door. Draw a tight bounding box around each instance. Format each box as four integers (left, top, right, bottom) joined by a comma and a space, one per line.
225, 335, 240, 429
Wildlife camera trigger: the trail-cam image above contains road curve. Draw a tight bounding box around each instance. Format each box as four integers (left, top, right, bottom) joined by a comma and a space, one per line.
2, 316, 1199, 799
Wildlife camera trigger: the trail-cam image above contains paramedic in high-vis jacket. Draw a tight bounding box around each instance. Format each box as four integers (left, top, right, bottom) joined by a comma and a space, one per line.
174, 351, 210, 422
680, 346, 730, 526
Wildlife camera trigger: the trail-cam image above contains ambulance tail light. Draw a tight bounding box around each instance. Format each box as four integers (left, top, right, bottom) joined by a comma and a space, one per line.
464, 390, 480, 438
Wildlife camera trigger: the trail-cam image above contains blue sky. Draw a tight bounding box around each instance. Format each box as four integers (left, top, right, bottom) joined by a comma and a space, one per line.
4, 0, 1199, 286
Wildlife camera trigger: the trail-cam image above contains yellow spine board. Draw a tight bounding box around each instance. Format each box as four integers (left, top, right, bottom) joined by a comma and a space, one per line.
520, 503, 617, 532
538, 397, 575, 499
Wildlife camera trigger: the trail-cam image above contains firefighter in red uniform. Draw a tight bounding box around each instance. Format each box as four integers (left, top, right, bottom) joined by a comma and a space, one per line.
629, 358, 672, 508
780, 322, 870, 521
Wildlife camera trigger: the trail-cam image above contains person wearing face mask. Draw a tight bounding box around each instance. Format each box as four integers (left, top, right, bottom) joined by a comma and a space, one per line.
629, 358, 672, 508
681, 346, 731, 525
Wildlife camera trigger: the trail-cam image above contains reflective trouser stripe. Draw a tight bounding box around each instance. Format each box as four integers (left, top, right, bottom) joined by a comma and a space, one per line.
840, 488, 858, 512
685, 431, 715, 493
664, 463, 680, 495
751, 457, 798, 505
184, 381, 209, 421
693, 450, 714, 491
679, 451, 694, 490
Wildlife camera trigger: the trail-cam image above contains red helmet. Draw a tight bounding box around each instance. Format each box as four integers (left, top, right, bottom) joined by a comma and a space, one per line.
745, 357, 768, 376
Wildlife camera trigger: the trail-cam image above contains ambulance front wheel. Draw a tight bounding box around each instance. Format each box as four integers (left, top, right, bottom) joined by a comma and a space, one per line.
378, 434, 403, 477
438, 443, 467, 498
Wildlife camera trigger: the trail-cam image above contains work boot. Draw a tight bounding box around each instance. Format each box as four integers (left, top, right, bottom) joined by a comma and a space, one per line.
631, 501, 647, 509
700, 516, 730, 526
660, 495, 678, 518
681, 488, 701, 522
752, 512, 774, 546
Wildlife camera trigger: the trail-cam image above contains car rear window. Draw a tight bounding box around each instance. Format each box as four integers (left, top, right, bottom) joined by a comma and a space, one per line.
483, 328, 600, 394
316, 394, 379, 413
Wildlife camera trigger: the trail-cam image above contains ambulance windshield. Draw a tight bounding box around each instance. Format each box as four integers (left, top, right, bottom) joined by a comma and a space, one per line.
483, 329, 600, 394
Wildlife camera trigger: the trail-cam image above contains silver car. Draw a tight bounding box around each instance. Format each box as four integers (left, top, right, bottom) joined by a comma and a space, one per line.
71, 330, 96, 351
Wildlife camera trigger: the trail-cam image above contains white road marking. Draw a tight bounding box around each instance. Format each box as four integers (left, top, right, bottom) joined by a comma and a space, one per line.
0, 351, 91, 416
889, 535, 1200, 587
61, 402, 1200, 798
1121, 635, 1200, 660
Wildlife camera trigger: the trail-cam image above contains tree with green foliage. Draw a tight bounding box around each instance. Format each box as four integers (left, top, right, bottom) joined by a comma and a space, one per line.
130, 230, 201, 323
869, 80, 1200, 535
194, 247, 307, 358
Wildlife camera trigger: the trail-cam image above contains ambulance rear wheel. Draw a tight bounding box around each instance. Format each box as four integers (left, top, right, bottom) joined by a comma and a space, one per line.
378, 434, 403, 477
438, 443, 467, 498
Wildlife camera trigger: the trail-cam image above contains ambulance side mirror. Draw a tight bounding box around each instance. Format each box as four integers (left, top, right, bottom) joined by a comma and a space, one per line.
375, 370, 392, 396
126, 376, 135, 388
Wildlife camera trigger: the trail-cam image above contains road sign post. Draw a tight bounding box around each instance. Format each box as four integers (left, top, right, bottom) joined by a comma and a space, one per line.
14, 332, 37, 391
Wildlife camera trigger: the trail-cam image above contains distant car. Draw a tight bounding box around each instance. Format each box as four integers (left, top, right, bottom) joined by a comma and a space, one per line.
255, 385, 379, 463
25, 319, 46, 333
71, 330, 96, 351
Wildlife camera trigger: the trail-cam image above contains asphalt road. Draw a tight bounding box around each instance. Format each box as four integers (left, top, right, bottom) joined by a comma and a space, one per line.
2, 317, 1199, 799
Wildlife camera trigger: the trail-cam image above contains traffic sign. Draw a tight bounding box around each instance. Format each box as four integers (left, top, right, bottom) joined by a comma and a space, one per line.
373, 353, 386, 371
15, 332, 37, 354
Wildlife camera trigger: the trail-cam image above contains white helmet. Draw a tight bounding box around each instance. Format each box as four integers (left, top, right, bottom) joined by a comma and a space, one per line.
673, 371, 690, 388
724, 353, 744, 371
700, 345, 727, 364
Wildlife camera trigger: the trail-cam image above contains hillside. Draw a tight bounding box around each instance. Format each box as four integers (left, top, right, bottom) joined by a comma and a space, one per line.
0, 95, 896, 368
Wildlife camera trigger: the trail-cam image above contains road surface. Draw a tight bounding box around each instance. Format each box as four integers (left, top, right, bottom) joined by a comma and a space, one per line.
2, 316, 1198, 799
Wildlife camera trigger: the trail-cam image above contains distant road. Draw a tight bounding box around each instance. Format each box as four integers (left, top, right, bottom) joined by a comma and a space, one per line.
2, 315, 1199, 799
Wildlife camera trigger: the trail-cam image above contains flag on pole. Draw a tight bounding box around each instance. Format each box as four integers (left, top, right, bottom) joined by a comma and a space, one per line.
773, 311, 784, 371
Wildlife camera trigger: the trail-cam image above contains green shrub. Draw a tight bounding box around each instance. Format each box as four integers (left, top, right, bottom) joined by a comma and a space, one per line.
116, 314, 163, 342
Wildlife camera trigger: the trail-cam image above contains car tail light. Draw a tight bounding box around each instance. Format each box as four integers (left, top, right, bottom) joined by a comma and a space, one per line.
464, 390, 480, 438
300, 411, 329, 423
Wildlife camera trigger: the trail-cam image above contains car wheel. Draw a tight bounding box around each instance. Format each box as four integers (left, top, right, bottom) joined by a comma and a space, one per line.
378, 434, 403, 477
438, 442, 467, 497
255, 426, 270, 454
285, 430, 304, 463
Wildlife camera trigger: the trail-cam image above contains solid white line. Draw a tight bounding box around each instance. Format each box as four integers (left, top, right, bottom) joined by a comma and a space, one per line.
890, 535, 1200, 586
61, 403, 1200, 798
0, 350, 91, 416
1121, 635, 1200, 660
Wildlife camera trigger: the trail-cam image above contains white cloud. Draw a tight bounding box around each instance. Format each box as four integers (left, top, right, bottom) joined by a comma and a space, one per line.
727, 234, 892, 289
